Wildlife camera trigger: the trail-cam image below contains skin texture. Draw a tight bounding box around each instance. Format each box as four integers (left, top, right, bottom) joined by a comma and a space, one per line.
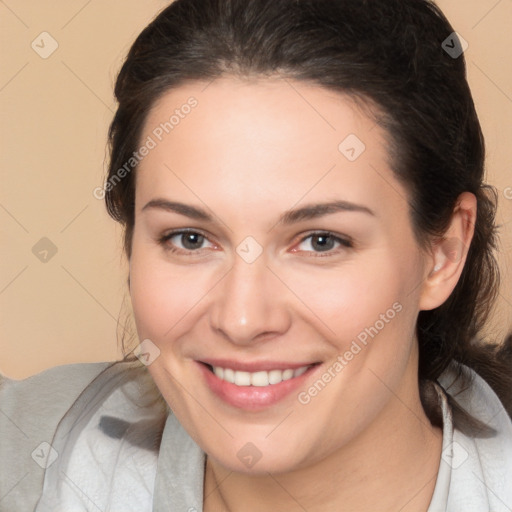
128, 77, 476, 511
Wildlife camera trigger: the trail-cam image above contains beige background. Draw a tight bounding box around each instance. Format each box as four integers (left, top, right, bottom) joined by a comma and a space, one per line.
1, 0, 511, 379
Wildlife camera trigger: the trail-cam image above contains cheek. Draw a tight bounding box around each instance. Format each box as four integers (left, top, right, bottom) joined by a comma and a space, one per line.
287, 252, 421, 427
129, 240, 212, 342
279, 249, 420, 349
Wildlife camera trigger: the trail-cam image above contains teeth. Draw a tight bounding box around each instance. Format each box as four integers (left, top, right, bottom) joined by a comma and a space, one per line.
235, 371, 251, 386
251, 371, 269, 387
211, 365, 311, 387
294, 366, 308, 378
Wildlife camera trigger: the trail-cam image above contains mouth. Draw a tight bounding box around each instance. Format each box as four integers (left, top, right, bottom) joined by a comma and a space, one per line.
201, 362, 319, 387
196, 360, 322, 410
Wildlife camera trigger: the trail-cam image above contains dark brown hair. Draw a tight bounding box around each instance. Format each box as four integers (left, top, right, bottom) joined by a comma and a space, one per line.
105, 0, 512, 419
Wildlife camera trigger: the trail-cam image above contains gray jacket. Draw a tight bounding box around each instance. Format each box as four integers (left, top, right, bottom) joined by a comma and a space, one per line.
1, 360, 511, 511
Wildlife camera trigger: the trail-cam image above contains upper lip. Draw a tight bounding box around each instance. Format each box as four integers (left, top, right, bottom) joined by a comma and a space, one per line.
198, 358, 320, 372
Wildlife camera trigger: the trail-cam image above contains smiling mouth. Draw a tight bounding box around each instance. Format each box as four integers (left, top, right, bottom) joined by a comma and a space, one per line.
201, 362, 321, 387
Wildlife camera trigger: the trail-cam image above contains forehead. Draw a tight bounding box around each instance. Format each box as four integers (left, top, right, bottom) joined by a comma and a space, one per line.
135, 77, 408, 222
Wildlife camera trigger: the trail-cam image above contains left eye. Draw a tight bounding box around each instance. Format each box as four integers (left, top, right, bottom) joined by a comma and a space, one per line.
295, 233, 352, 253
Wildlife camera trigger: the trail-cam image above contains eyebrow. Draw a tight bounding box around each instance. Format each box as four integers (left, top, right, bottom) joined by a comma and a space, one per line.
141, 199, 375, 224
279, 200, 375, 224
142, 199, 212, 221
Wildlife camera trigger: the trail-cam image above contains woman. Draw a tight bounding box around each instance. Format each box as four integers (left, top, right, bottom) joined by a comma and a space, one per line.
1, 0, 511, 510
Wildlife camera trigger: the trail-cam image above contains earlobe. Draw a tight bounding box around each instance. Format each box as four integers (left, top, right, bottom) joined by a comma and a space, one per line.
419, 192, 477, 311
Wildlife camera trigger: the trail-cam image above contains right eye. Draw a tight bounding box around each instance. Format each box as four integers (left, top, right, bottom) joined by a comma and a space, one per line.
158, 229, 218, 254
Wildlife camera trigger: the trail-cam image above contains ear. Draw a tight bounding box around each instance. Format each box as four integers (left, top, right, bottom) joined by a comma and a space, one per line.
419, 192, 477, 311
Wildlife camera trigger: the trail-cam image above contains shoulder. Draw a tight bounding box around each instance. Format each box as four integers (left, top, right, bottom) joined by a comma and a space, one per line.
0, 361, 115, 439
29, 360, 167, 511
0, 361, 118, 511
0, 360, 113, 398
438, 363, 512, 511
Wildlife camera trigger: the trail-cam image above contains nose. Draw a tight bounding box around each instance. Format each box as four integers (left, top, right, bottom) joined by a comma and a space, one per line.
209, 255, 292, 345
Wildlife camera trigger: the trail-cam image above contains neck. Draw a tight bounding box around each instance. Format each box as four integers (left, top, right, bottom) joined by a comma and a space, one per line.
203, 369, 443, 512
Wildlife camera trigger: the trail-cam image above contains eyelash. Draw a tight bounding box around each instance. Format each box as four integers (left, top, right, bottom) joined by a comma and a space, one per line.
158, 229, 353, 257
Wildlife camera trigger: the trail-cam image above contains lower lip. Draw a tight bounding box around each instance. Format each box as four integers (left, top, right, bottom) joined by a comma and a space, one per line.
196, 362, 320, 411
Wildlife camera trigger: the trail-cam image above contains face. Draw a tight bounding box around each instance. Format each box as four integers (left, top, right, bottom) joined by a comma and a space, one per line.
129, 77, 431, 474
